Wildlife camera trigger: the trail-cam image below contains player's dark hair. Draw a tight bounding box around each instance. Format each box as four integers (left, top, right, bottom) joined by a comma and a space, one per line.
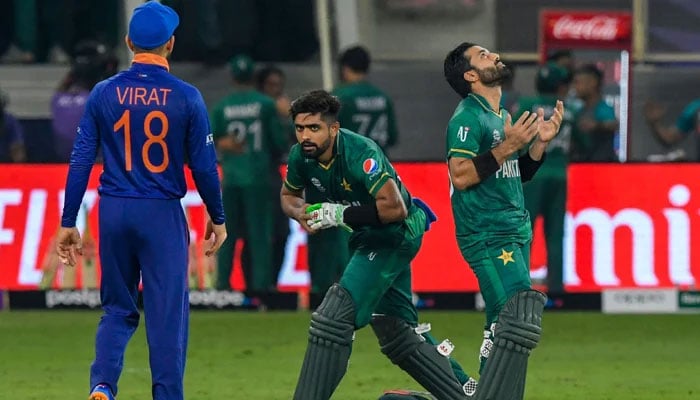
547, 49, 573, 63
339, 46, 370, 74
444, 42, 477, 98
290, 90, 341, 124
255, 65, 285, 91
576, 64, 604, 89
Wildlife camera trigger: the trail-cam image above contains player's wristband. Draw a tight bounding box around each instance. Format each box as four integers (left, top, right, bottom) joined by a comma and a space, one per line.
519, 152, 546, 182
472, 151, 501, 181
343, 203, 382, 228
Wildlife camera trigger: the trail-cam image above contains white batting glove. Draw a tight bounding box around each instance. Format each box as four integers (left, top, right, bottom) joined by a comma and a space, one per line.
306, 203, 351, 231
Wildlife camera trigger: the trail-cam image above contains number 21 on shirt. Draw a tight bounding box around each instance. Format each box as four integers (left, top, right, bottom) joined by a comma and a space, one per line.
113, 109, 170, 173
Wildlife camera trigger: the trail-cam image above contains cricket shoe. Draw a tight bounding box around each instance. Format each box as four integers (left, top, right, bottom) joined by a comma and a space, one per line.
463, 377, 478, 397
88, 384, 115, 400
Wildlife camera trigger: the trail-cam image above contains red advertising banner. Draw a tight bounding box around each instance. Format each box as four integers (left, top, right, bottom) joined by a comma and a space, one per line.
541, 10, 632, 48
1, 164, 699, 292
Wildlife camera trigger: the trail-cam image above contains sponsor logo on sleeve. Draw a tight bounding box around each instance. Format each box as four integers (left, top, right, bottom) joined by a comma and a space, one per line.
363, 158, 379, 174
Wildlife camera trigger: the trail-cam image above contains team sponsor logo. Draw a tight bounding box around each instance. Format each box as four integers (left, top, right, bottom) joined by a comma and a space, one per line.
457, 126, 469, 142
363, 158, 379, 174
206, 133, 214, 145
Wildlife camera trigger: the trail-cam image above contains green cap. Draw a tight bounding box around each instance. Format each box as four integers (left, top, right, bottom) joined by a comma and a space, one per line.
229, 54, 255, 81
536, 61, 570, 94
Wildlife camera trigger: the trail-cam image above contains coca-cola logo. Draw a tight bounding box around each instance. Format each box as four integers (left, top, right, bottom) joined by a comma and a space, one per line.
544, 12, 631, 42
552, 15, 619, 40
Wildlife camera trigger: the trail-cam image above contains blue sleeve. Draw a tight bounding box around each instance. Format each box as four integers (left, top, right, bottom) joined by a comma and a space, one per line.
186, 88, 225, 225
61, 88, 101, 227
675, 100, 700, 135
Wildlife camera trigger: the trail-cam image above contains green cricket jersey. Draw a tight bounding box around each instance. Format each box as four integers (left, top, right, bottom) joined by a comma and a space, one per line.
285, 129, 422, 249
446, 93, 531, 258
210, 89, 287, 186
332, 81, 398, 150
514, 94, 577, 179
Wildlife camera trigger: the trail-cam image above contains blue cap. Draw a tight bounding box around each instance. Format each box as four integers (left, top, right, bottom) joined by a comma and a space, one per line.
128, 1, 180, 50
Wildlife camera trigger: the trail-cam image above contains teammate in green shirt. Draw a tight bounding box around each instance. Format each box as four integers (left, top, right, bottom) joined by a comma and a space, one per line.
333, 45, 399, 152
513, 62, 577, 295
282, 90, 476, 399
210, 55, 288, 293
443, 42, 564, 399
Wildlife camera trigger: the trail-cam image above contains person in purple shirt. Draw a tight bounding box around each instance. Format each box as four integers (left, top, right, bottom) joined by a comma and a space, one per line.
52, 41, 118, 162
0, 90, 26, 163
55, 3, 227, 400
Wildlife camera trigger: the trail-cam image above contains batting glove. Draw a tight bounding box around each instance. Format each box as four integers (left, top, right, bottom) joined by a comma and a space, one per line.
306, 203, 351, 231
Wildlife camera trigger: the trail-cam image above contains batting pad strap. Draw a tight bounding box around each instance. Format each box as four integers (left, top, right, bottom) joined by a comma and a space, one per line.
370, 315, 466, 400
472, 150, 500, 181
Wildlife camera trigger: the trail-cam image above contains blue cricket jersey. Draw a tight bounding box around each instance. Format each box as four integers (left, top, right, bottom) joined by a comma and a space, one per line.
62, 54, 225, 227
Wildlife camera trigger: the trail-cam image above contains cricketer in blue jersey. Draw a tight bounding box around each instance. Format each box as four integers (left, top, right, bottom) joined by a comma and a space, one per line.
55, 3, 227, 400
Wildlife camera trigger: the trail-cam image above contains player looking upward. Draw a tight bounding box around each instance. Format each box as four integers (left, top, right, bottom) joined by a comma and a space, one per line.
443, 42, 564, 399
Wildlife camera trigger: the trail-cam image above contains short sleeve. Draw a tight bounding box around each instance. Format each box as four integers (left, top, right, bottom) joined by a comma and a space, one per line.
446, 111, 483, 159
351, 145, 392, 197
283, 144, 305, 192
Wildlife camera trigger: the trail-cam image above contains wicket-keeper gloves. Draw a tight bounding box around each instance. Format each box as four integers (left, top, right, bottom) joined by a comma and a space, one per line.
306, 203, 352, 232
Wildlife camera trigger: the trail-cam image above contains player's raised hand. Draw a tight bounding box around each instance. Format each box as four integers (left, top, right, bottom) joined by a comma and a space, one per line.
537, 100, 565, 143
204, 220, 227, 257
503, 110, 539, 151
56, 227, 82, 267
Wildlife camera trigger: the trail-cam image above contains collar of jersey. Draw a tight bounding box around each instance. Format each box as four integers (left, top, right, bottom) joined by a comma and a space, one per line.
131, 54, 170, 71
468, 93, 504, 118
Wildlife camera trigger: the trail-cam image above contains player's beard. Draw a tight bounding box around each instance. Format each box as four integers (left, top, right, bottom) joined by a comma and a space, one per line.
300, 135, 332, 159
475, 63, 512, 87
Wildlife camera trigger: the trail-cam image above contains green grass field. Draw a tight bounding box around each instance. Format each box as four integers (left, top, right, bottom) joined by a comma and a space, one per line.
0, 311, 698, 399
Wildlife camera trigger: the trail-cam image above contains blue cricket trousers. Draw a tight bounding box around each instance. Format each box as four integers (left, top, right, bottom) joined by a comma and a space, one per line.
90, 195, 189, 400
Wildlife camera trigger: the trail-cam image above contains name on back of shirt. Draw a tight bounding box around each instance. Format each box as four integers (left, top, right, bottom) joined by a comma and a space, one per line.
355, 96, 386, 111
224, 103, 261, 119
116, 86, 172, 106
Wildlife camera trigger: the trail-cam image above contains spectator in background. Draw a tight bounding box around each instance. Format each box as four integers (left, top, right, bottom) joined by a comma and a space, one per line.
0, 88, 26, 162
644, 99, 700, 161
51, 40, 118, 162
513, 62, 576, 295
571, 64, 619, 162
210, 55, 288, 296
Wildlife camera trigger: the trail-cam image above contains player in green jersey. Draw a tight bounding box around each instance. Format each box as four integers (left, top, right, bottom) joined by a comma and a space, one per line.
333, 45, 398, 153
210, 55, 288, 293
282, 90, 477, 400
513, 62, 577, 295
443, 42, 564, 400
302, 45, 402, 307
